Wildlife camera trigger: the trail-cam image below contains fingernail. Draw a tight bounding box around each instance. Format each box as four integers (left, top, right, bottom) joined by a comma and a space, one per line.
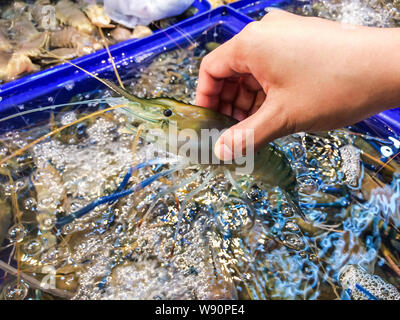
214, 141, 233, 161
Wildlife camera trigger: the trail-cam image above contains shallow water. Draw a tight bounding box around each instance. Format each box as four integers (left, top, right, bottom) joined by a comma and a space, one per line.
0, 2, 400, 300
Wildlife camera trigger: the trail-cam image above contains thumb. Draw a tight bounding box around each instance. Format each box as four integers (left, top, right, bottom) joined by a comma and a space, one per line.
214, 102, 290, 161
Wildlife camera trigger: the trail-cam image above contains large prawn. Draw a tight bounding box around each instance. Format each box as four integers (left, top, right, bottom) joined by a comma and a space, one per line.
0, 53, 299, 234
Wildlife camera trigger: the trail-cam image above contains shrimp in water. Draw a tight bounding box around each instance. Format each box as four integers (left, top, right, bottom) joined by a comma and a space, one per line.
102, 79, 296, 195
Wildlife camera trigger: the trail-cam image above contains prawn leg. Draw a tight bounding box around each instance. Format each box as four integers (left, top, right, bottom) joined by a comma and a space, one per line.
138, 169, 203, 226
173, 171, 214, 241
56, 161, 179, 228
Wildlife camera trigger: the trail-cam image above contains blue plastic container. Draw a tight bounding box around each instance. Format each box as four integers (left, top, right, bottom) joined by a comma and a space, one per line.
0, 2, 399, 284
372, 109, 400, 139
1, 2, 400, 292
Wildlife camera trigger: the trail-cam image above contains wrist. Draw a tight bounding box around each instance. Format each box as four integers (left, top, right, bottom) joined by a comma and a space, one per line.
358, 27, 400, 113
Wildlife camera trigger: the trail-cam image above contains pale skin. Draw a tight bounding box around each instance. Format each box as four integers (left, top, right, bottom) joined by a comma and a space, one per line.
195, 10, 400, 161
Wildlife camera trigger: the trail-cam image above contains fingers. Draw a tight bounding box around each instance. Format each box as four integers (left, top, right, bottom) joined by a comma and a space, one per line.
232, 77, 260, 112
220, 79, 239, 107
217, 77, 262, 118
195, 36, 250, 110
232, 108, 248, 121
196, 51, 264, 116
250, 90, 266, 115
214, 99, 292, 161
220, 101, 233, 117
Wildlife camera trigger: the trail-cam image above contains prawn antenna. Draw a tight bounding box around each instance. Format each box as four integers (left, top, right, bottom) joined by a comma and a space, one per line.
97, 26, 125, 89
42, 49, 123, 96
42, 49, 147, 107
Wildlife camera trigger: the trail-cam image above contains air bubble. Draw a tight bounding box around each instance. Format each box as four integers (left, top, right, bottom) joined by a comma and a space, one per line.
298, 177, 319, 195
24, 197, 37, 211
64, 81, 75, 91
281, 205, 295, 217
289, 143, 306, 159
60, 112, 77, 125
8, 224, 27, 243
381, 146, 393, 157
37, 212, 56, 231
283, 233, 305, 250
284, 221, 299, 232
23, 238, 43, 255
2, 281, 29, 300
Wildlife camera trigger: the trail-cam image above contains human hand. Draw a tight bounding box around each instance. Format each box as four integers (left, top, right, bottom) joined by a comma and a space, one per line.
195, 10, 400, 160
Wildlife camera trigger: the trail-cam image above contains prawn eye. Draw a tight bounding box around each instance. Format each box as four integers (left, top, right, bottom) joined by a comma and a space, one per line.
163, 109, 173, 117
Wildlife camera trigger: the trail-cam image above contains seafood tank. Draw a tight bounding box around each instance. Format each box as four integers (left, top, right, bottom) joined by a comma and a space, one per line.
0, 2, 399, 301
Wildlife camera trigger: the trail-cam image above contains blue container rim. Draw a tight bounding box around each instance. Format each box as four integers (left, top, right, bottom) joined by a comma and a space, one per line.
229, 0, 293, 16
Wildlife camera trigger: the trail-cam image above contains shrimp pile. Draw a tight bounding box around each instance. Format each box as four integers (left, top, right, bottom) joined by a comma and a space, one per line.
209, 0, 238, 8
0, 0, 201, 84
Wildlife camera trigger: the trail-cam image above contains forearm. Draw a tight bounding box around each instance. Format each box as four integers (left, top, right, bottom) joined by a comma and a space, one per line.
352, 26, 400, 115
